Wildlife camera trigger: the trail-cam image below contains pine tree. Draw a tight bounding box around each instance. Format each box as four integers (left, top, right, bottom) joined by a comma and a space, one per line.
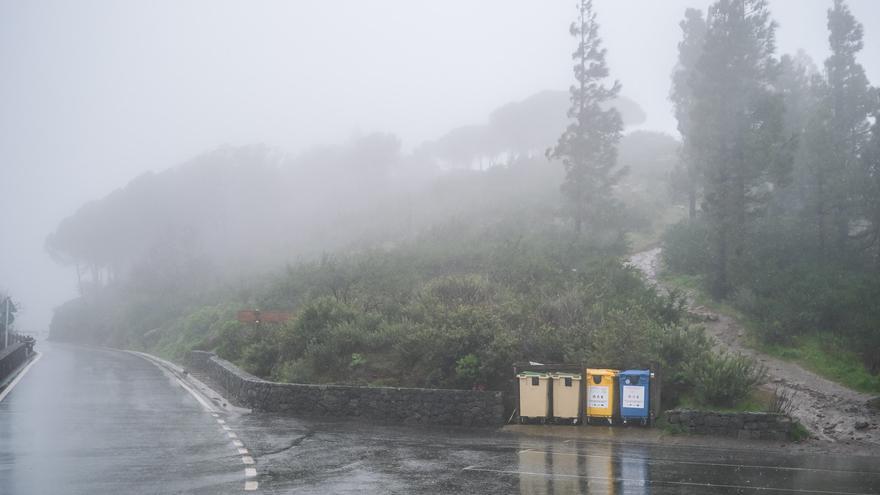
688, 0, 789, 298
548, 0, 624, 236
822, 0, 874, 256
773, 52, 821, 219
858, 108, 880, 268
670, 8, 707, 222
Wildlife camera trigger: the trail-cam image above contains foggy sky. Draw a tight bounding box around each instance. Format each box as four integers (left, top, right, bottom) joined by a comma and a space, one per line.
2, 0, 879, 332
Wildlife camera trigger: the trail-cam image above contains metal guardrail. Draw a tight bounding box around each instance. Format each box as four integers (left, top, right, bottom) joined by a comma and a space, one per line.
0, 336, 36, 386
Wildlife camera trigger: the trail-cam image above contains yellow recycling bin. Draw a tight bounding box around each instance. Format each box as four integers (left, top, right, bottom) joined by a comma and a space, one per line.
550, 372, 582, 424
517, 371, 550, 423
585, 368, 618, 424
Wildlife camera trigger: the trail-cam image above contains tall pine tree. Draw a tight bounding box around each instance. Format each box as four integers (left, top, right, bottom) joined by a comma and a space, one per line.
548, 0, 624, 237
823, 0, 874, 256
688, 0, 789, 298
857, 103, 880, 269
671, 8, 707, 222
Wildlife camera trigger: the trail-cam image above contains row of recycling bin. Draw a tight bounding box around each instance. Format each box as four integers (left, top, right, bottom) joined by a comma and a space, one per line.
517, 369, 652, 425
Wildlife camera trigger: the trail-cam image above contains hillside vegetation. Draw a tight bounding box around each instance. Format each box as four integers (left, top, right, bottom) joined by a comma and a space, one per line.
46, 86, 713, 406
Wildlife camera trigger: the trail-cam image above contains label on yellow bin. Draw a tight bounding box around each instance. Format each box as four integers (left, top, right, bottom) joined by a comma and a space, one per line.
622, 386, 644, 409
588, 386, 609, 409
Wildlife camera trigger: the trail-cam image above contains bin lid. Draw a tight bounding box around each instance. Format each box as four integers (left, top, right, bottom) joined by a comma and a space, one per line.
620, 369, 650, 377
585, 368, 619, 376
517, 371, 549, 378
549, 372, 582, 380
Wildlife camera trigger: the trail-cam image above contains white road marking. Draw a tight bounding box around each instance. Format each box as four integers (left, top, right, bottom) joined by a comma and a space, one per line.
217, 419, 226, 424
238, 448, 249, 455
245, 468, 257, 478
212, 413, 219, 418
242, 456, 255, 465
518, 449, 880, 476
244, 480, 258, 491
227, 432, 238, 439
233, 440, 244, 448
462, 466, 876, 495
222, 425, 231, 431
127, 351, 218, 413
0, 352, 41, 403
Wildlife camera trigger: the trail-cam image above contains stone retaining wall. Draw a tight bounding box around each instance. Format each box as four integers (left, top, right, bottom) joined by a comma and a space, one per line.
665, 409, 795, 441
187, 351, 504, 427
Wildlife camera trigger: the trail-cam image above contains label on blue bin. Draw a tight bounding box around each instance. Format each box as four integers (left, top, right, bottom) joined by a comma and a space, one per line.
622, 385, 645, 409
588, 386, 609, 409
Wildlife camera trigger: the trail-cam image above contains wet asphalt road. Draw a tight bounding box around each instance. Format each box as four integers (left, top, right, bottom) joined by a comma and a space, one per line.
2, 344, 880, 494
229, 413, 880, 494
0, 343, 243, 494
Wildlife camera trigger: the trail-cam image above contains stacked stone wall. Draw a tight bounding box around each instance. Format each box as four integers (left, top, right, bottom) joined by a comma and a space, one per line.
187, 351, 504, 427
665, 409, 795, 441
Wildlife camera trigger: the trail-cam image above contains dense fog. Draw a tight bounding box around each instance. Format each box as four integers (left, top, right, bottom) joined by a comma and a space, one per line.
2, 0, 879, 334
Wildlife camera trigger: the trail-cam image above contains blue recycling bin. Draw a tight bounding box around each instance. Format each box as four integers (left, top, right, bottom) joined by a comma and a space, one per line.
619, 370, 650, 425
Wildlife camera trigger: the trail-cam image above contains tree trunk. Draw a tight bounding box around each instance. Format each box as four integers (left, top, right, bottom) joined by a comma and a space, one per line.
688, 183, 697, 222
713, 219, 729, 299
75, 263, 83, 295
713, 159, 731, 299
817, 167, 827, 258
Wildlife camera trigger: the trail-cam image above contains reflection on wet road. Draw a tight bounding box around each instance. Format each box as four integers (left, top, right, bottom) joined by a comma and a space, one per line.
471, 439, 880, 494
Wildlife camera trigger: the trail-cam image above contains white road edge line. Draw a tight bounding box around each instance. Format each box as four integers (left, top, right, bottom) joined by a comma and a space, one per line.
462, 466, 876, 495
126, 351, 218, 414
126, 351, 260, 492
0, 352, 42, 403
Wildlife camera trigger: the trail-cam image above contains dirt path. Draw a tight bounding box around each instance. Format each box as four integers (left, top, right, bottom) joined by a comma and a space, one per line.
628, 248, 880, 450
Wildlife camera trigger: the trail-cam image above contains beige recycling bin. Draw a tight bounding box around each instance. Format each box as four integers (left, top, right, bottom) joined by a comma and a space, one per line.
550, 372, 582, 424
517, 371, 550, 423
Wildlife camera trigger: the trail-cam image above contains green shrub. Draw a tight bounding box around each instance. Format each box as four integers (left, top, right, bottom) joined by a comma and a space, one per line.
653, 324, 712, 408
687, 353, 767, 408
454, 354, 480, 388
790, 421, 810, 442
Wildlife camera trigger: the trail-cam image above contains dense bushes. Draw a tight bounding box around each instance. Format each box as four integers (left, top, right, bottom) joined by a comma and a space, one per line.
145, 229, 718, 410
51, 213, 747, 407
